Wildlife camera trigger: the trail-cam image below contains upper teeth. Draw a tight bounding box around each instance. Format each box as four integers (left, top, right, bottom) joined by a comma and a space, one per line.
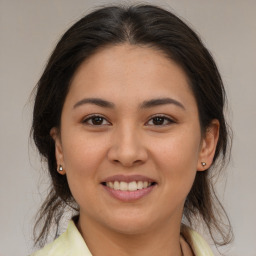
106, 181, 152, 191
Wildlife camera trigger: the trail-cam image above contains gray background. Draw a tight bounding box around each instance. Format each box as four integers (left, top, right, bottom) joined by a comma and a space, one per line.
0, 0, 255, 255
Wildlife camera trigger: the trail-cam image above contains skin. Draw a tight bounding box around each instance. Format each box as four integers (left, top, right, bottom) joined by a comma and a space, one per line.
51, 44, 219, 256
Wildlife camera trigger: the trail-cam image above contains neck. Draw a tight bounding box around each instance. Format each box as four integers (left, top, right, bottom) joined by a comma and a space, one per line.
77, 215, 183, 256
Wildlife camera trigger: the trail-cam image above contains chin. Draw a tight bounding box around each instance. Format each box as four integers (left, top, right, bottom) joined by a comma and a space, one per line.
101, 210, 159, 235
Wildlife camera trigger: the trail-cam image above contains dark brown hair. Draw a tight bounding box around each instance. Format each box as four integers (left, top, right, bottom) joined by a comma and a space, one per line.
32, 3, 233, 248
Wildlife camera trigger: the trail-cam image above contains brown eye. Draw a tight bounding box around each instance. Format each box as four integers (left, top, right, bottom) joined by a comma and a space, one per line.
83, 115, 110, 126
147, 115, 174, 126
152, 117, 165, 125
91, 116, 104, 125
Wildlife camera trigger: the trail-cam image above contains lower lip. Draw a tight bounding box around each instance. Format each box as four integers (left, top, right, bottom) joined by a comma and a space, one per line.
102, 185, 155, 202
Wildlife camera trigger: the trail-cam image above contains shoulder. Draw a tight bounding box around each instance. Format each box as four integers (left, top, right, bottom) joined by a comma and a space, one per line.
30, 221, 92, 256
181, 224, 215, 256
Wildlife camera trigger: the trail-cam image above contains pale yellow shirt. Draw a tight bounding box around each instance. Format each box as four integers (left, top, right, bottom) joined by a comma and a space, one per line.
31, 221, 214, 256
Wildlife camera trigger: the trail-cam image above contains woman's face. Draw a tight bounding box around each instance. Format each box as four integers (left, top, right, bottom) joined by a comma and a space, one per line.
52, 44, 217, 235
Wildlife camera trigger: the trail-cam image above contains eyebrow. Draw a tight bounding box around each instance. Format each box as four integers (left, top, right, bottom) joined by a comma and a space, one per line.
73, 97, 185, 110
73, 98, 115, 109
140, 98, 185, 110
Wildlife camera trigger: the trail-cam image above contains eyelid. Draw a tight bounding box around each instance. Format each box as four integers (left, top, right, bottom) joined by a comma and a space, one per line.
145, 114, 176, 126
82, 114, 111, 126
81, 114, 176, 127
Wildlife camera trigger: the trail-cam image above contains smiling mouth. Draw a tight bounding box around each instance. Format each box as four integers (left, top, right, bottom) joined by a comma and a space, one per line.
101, 181, 157, 191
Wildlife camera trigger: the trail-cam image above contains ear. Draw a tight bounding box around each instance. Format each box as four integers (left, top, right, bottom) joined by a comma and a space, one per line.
50, 127, 66, 175
197, 119, 220, 171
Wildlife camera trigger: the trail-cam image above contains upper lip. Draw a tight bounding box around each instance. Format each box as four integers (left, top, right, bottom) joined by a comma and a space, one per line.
102, 174, 156, 183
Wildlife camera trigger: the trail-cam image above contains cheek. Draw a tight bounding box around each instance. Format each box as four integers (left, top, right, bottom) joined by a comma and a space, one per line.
62, 132, 106, 170
152, 131, 201, 194
61, 134, 109, 208
154, 130, 201, 166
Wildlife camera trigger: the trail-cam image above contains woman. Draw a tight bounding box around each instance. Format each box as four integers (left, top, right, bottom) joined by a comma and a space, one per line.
31, 4, 233, 256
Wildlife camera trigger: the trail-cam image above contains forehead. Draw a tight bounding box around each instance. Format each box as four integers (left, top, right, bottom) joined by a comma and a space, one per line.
67, 44, 196, 109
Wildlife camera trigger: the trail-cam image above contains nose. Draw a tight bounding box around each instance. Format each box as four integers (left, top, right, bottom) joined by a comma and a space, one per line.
107, 124, 148, 167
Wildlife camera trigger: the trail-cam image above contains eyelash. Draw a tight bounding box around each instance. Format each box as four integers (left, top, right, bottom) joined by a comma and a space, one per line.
82, 115, 111, 126
146, 115, 175, 126
82, 114, 175, 127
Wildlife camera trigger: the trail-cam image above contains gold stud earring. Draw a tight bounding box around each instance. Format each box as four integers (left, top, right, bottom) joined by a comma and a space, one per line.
201, 162, 206, 167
